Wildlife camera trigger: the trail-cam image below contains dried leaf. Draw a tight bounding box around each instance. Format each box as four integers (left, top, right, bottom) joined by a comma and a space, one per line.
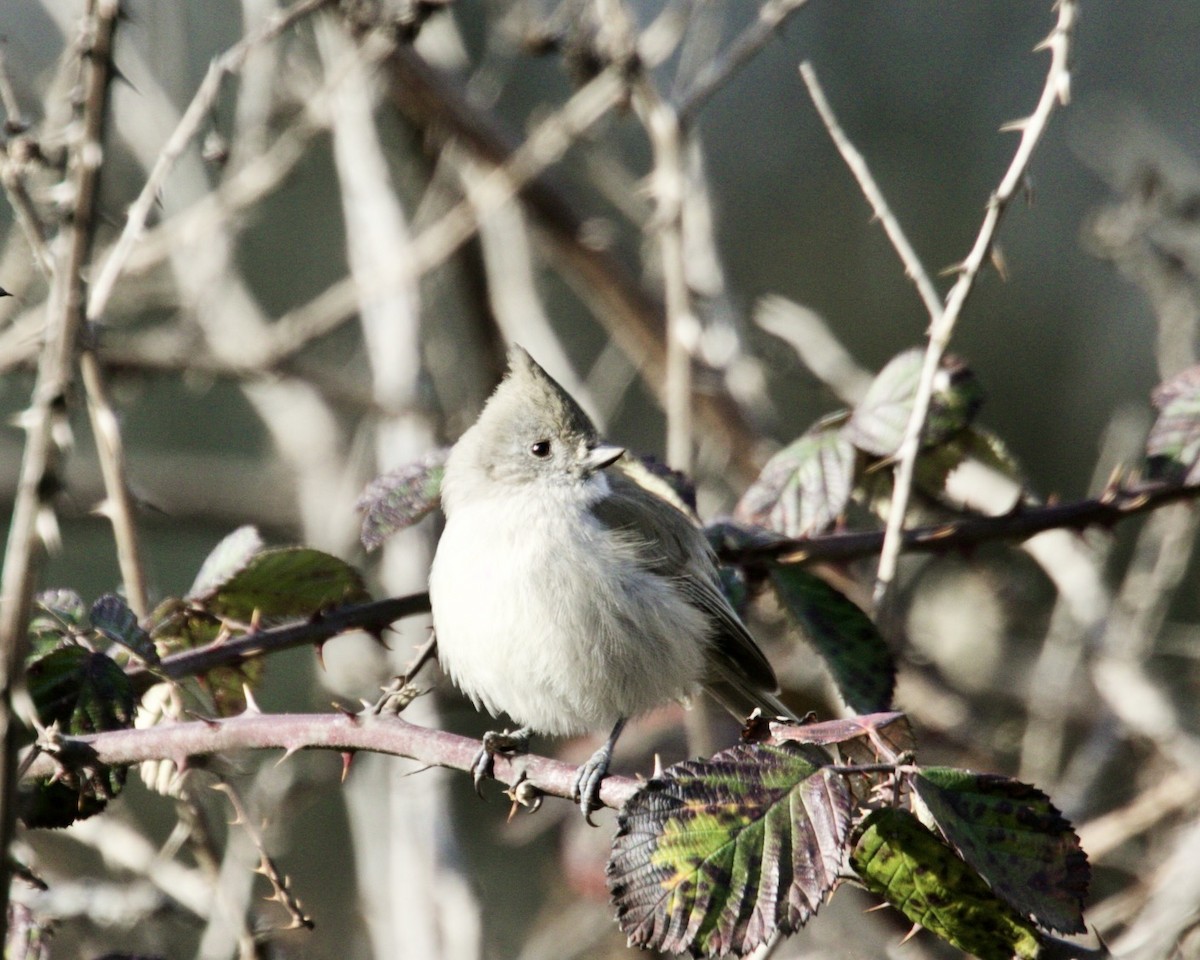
358, 450, 449, 550
1146, 364, 1200, 484
735, 413, 856, 538
609, 742, 851, 957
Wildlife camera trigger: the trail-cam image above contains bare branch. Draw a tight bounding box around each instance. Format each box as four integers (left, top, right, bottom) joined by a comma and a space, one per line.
798, 62, 943, 322
872, 0, 1078, 608
0, 0, 120, 941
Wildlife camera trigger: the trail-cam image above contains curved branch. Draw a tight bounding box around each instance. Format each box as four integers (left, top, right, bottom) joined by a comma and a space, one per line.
23, 711, 642, 813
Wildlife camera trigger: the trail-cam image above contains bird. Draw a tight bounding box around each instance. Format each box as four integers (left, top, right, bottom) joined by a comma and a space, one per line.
429, 346, 789, 819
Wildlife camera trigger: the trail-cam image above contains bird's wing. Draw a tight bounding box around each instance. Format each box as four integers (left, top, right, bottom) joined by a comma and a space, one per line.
593, 471, 781, 700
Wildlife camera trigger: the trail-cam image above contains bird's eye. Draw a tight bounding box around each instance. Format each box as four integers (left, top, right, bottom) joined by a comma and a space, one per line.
530, 439, 552, 458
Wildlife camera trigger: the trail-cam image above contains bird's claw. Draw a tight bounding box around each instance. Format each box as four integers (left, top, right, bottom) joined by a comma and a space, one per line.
471, 727, 531, 796
571, 744, 613, 826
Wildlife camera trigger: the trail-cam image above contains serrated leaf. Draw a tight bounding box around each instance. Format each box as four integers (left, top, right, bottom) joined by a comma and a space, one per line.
27, 647, 135, 735
735, 414, 856, 538
769, 567, 894, 713
1146, 364, 1200, 484
188, 526, 265, 600
90, 594, 159, 665
21, 647, 135, 828
609, 742, 851, 957
911, 768, 1089, 933
209, 548, 369, 621
358, 450, 450, 550
850, 808, 1042, 960
846, 350, 982, 458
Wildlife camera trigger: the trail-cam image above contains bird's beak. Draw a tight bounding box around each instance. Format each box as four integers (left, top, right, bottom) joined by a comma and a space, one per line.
583, 444, 625, 471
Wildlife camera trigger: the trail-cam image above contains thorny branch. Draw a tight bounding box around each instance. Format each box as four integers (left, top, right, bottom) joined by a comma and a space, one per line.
21, 711, 644, 815
872, 0, 1078, 609
0, 0, 120, 942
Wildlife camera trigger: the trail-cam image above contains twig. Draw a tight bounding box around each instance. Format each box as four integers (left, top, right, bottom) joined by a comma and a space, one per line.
633, 81, 695, 472
872, 0, 1078, 608
676, 0, 812, 123
126, 593, 432, 693
798, 62, 943, 322
21, 711, 645, 814
79, 349, 149, 617
0, 0, 120, 942
718, 479, 1200, 567
378, 42, 766, 481
84, 0, 335, 326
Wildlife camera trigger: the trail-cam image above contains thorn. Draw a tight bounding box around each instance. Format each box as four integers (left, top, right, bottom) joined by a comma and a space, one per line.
999, 116, 1030, 133
864, 901, 891, 913
242, 685, 262, 716
652, 753, 664, 779
340, 751, 354, 783
274, 746, 300, 767
898, 923, 923, 946
314, 640, 326, 670
249, 608, 262, 633
937, 259, 967, 278
990, 244, 1009, 281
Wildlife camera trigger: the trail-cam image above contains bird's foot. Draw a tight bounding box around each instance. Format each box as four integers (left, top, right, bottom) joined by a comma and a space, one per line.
472, 727, 531, 796
571, 740, 615, 826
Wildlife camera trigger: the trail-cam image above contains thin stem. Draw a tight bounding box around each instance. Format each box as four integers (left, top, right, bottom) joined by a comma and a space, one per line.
872, 0, 1078, 609
0, 0, 120, 941
79, 349, 149, 617
798, 62, 943, 322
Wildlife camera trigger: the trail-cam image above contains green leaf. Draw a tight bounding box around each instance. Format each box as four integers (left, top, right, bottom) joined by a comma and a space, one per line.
27, 647, 135, 735
1146, 364, 1200, 484
29, 590, 88, 655
846, 350, 982, 458
850, 808, 1042, 960
609, 742, 851, 957
358, 450, 449, 550
769, 566, 895, 713
21, 647, 135, 828
735, 413, 856, 538
208, 547, 370, 621
188, 526, 265, 600
912, 768, 1089, 933
90, 594, 159, 665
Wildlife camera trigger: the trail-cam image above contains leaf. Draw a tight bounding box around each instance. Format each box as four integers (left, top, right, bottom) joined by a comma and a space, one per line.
358, 450, 450, 550
149, 600, 259, 716
755, 712, 915, 807
845, 349, 982, 458
911, 768, 1089, 933
29, 590, 88, 656
89, 594, 159, 665
26, 647, 135, 735
734, 413, 856, 538
769, 566, 895, 713
609, 742, 851, 957
850, 808, 1042, 960
1146, 364, 1200, 484
208, 548, 370, 621
188, 526, 265, 599
21, 647, 135, 828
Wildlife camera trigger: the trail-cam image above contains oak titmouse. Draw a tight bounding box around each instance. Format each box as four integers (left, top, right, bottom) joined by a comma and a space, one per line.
430, 347, 788, 819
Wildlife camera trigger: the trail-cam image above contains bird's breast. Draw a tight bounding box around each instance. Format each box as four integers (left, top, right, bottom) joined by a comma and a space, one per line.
429, 485, 710, 735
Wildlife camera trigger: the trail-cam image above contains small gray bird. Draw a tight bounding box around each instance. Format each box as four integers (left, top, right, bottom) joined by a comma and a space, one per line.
429, 347, 789, 819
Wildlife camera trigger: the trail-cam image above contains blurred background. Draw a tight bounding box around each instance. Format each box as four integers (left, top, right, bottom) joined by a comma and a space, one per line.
1, 1, 1198, 958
